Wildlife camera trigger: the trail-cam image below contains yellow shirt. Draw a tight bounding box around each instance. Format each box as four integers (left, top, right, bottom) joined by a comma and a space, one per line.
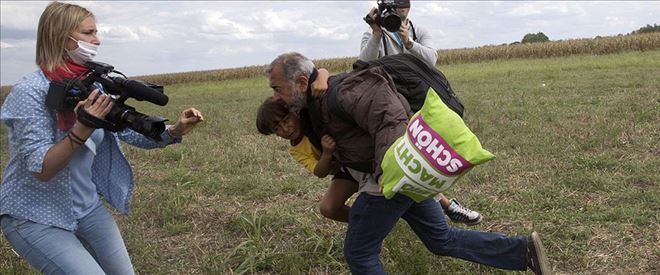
288, 136, 320, 174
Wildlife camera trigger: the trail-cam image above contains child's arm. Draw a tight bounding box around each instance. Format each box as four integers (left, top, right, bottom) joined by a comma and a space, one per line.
313, 135, 336, 178
311, 68, 330, 98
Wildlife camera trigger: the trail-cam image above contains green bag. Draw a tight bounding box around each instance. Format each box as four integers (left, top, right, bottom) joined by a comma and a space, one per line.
381, 88, 495, 202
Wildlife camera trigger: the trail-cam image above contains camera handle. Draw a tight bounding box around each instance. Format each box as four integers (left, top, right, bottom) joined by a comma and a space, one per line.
76, 107, 121, 131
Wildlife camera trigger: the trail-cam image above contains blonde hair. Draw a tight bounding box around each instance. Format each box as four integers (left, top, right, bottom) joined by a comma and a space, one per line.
36, 1, 94, 71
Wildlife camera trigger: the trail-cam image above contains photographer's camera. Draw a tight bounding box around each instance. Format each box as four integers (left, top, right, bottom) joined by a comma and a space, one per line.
363, 0, 410, 32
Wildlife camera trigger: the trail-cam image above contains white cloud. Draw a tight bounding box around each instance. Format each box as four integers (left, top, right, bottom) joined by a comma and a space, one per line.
0, 39, 35, 49
98, 24, 140, 43
605, 16, 626, 27
200, 12, 266, 40
246, 8, 352, 41
138, 26, 163, 40
207, 45, 255, 56
0, 42, 14, 49
251, 9, 299, 32
0, 2, 46, 30
261, 42, 280, 52
312, 27, 350, 41
507, 2, 584, 18
418, 2, 455, 16
508, 3, 543, 17
96, 24, 163, 44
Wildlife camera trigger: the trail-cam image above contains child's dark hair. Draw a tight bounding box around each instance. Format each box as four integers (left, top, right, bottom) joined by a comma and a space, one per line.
256, 96, 289, 135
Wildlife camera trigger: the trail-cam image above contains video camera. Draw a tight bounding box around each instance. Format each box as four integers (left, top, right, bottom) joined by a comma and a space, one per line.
363, 0, 410, 32
46, 61, 170, 141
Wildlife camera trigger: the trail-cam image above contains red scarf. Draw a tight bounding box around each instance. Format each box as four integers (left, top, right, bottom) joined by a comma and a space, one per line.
41, 61, 89, 131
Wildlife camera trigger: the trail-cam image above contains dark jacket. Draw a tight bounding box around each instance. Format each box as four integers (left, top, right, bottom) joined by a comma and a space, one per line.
309, 66, 411, 179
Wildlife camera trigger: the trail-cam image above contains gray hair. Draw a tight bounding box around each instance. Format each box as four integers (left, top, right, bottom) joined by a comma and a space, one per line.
265, 52, 315, 81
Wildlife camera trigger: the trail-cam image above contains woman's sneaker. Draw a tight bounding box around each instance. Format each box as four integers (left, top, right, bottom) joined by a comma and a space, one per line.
446, 198, 482, 225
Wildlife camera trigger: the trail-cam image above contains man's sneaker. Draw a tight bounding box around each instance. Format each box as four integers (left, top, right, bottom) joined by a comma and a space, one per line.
528, 231, 552, 275
445, 198, 482, 225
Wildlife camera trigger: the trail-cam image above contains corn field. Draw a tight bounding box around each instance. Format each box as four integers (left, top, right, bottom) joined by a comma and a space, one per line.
440, 32, 660, 64
1, 32, 659, 93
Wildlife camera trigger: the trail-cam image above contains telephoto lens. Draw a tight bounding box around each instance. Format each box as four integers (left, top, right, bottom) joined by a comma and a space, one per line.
380, 10, 401, 32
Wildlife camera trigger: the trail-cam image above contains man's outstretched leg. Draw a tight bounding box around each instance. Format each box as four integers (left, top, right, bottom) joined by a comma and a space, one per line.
401, 197, 552, 273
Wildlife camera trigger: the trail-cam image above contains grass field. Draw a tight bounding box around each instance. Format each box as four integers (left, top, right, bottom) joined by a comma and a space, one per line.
1, 50, 659, 274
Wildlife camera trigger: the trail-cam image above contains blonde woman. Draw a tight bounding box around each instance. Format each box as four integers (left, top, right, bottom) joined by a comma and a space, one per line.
0, 2, 203, 274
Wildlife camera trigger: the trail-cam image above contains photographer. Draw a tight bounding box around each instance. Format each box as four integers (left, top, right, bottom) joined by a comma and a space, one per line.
359, 0, 439, 68
0, 2, 203, 274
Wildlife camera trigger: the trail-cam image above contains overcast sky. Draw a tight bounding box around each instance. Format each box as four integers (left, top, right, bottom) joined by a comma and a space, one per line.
1, 1, 658, 85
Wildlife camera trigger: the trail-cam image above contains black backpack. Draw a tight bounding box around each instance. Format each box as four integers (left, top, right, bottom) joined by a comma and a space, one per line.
326, 53, 463, 122
305, 53, 465, 172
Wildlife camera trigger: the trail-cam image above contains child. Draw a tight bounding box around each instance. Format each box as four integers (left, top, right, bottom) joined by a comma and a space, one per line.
256, 97, 483, 225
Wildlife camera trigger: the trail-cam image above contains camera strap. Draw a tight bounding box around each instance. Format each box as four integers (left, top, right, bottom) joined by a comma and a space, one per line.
382, 34, 389, 56
410, 20, 417, 41
305, 67, 318, 96
381, 20, 416, 56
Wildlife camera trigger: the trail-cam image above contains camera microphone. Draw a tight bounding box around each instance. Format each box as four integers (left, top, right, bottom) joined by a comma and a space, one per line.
111, 76, 169, 106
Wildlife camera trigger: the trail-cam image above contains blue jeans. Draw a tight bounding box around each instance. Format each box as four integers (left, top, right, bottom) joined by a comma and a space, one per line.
344, 193, 528, 274
1, 203, 134, 275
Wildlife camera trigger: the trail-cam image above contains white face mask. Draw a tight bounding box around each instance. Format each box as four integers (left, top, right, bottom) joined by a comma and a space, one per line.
66, 36, 99, 65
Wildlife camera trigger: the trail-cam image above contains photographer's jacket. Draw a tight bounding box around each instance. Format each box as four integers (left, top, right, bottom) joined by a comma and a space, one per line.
0, 70, 181, 231
359, 22, 438, 68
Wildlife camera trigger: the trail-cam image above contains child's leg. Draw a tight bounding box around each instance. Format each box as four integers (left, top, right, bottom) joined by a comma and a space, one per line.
437, 193, 451, 209
438, 193, 483, 226
320, 178, 358, 223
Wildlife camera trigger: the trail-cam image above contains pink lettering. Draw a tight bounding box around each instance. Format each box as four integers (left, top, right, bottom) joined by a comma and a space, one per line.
406, 115, 472, 176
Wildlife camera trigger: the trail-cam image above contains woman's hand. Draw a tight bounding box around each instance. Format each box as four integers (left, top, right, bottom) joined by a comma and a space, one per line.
76, 89, 113, 120
167, 107, 204, 137
72, 89, 113, 133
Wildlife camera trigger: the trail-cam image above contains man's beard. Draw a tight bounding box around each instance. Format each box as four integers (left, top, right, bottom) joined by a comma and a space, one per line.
288, 86, 306, 114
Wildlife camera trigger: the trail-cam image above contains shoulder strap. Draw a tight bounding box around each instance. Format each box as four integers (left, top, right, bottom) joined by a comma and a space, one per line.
381, 32, 389, 56
299, 109, 322, 151
303, 68, 325, 150
396, 54, 465, 117
326, 73, 353, 123
305, 102, 325, 143
381, 23, 415, 55
303, 72, 352, 151
410, 20, 417, 41
352, 59, 370, 71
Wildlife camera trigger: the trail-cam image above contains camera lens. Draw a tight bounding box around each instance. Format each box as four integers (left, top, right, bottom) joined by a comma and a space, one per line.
107, 104, 166, 141
381, 12, 401, 32
122, 110, 167, 141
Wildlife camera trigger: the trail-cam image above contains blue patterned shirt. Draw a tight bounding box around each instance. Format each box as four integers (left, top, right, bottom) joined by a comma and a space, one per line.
0, 70, 182, 231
